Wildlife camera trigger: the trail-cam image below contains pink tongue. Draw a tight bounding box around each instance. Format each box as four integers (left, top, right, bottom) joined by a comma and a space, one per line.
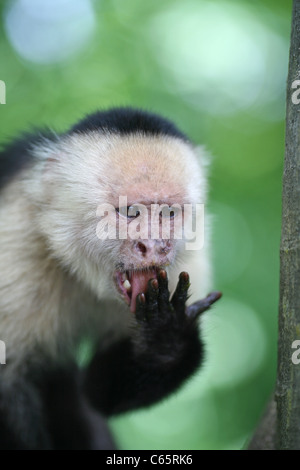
130, 269, 157, 313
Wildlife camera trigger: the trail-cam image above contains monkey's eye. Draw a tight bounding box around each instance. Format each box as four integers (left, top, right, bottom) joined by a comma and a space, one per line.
116, 206, 141, 219
159, 207, 180, 219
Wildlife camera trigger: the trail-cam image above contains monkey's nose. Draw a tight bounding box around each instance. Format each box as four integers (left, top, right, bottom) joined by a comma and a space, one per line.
135, 241, 147, 255
134, 240, 171, 260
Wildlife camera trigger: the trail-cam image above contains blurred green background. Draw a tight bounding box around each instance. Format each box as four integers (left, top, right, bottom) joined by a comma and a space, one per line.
0, 0, 292, 450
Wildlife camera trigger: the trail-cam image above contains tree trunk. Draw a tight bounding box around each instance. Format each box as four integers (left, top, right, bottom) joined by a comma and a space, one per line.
276, 0, 300, 450
248, 0, 300, 450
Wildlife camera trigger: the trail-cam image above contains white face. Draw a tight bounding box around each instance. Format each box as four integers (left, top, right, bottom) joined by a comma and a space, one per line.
112, 201, 184, 313
32, 131, 206, 310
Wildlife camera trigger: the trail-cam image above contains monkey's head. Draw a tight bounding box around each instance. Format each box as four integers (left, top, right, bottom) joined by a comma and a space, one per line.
30, 109, 208, 312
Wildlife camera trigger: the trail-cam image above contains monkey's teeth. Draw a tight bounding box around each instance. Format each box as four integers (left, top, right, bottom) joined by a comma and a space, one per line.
123, 279, 131, 291
121, 271, 130, 282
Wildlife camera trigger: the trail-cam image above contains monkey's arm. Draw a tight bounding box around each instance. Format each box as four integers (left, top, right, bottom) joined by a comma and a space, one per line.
83, 271, 221, 416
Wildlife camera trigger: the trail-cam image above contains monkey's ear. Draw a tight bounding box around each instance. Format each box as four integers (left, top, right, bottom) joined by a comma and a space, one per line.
35, 138, 61, 174
31, 135, 61, 172
42, 152, 61, 178
46, 155, 59, 164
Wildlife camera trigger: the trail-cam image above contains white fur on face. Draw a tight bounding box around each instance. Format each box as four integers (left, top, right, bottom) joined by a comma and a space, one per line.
0, 131, 211, 374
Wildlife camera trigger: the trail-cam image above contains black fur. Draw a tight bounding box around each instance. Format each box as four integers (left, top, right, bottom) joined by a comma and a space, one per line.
0, 108, 187, 193
0, 131, 55, 191
38, 366, 115, 450
0, 271, 212, 450
70, 107, 188, 141
0, 364, 115, 450
83, 274, 203, 416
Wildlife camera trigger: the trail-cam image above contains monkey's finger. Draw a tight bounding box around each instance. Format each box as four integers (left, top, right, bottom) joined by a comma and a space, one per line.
186, 291, 222, 321
157, 270, 171, 312
135, 293, 147, 322
171, 272, 190, 316
146, 279, 159, 316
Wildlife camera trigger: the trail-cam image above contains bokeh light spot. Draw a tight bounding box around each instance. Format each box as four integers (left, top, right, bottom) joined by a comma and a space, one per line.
4, 0, 96, 64
148, 1, 288, 118
203, 297, 267, 387
211, 202, 253, 285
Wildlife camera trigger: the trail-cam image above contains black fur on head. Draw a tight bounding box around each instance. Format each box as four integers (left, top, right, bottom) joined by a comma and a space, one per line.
70, 107, 188, 141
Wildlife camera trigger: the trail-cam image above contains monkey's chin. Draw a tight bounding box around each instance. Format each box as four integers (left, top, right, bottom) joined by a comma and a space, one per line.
114, 267, 159, 313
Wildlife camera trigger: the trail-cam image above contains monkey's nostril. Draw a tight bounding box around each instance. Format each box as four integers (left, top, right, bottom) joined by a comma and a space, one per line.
136, 242, 147, 254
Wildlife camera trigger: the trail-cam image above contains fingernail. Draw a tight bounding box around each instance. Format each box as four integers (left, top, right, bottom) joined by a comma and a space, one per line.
180, 272, 189, 282
159, 270, 167, 280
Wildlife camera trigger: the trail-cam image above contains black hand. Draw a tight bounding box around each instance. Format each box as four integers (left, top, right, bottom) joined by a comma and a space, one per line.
84, 270, 222, 416
135, 269, 222, 327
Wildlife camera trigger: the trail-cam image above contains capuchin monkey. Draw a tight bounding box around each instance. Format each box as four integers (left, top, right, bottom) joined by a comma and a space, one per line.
0, 107, 221, 450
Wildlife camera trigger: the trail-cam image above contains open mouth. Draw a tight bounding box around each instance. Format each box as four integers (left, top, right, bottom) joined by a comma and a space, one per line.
115, 267, 159, 313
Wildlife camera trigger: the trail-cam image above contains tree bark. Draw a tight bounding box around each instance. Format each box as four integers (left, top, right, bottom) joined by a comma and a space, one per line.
248, 0, 300, 450
276, 0, 300, 450
247, 398, 276, 450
